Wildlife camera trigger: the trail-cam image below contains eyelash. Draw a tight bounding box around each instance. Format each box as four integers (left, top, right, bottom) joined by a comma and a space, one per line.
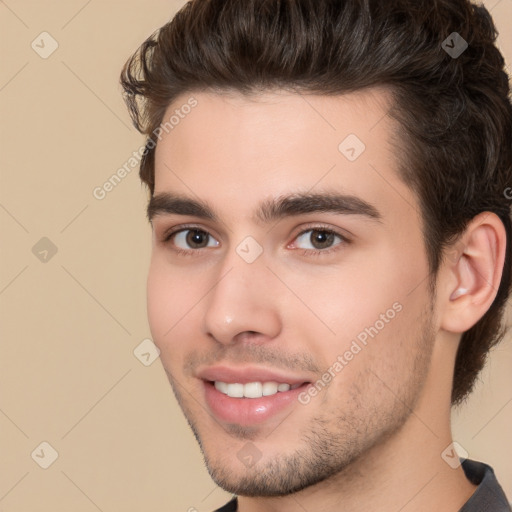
161, 224, 350, 258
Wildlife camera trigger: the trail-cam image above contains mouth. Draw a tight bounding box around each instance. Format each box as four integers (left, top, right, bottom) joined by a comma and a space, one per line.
202, 379, 312, 425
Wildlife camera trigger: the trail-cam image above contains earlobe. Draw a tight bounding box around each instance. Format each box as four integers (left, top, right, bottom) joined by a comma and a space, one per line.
440, 212, 506, 334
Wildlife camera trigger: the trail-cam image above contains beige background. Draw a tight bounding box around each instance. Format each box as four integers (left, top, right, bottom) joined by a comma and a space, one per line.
1, 0, 511, 510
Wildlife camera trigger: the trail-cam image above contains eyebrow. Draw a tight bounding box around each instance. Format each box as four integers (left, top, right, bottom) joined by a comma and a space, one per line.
147, 191, 382, 224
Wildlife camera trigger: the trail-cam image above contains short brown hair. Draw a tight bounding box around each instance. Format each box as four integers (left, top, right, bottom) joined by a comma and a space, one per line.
120, 0, 512, 404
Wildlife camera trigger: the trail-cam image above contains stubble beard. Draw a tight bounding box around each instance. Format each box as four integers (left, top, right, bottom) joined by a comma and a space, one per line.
165, 306, 436, 498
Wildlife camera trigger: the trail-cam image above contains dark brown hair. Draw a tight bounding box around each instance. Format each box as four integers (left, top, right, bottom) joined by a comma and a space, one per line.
120, 0, 512, 405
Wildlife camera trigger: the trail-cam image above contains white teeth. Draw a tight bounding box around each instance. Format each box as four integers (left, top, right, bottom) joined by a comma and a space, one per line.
226, 383, 244, 398
262, 382, 278, 396
243, 382, 262, 398
214, 381, 228, 394
213, 381, 302, 398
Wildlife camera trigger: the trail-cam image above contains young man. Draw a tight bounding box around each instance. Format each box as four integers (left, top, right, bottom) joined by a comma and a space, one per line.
120, 0, 512, 510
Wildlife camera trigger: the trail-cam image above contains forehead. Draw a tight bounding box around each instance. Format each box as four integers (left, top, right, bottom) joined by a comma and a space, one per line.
152, 88, 418, 224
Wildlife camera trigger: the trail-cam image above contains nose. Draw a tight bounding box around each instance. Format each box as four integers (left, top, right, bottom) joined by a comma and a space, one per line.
203, 251, 281, 346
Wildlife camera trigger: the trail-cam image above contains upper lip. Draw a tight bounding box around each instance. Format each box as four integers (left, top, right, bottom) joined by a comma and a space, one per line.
197, 365, 312, 385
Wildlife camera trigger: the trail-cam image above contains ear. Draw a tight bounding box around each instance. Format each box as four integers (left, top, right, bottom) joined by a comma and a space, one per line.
440, 212, 507, 333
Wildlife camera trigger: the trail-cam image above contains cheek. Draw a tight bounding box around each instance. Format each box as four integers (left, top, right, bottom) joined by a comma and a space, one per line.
146, 257, 198, 349
320, 250, 424, 333
283, 252, 426, 377
147, 260, 170, 340
147, 260, 208, 380
309, 304, 427, 417
281, 264, 402, 342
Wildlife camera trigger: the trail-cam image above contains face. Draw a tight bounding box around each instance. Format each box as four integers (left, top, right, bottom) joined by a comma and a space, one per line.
147, 89, 436, 496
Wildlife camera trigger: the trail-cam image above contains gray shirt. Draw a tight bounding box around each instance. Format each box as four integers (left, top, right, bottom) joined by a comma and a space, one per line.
460, 459, 511, 511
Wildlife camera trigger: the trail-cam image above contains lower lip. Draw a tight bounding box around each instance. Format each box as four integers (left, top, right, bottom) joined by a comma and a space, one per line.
203, 381, 311, 425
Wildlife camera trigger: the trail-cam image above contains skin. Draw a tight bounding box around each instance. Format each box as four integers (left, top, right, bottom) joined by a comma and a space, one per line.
147, 88, 505, 512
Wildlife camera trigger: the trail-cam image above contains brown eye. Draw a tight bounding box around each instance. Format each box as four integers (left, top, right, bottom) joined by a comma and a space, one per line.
171, 229, 220, 250
294, 228, 343, 251
309, 230, 336, 249
185, 229, 210, 248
